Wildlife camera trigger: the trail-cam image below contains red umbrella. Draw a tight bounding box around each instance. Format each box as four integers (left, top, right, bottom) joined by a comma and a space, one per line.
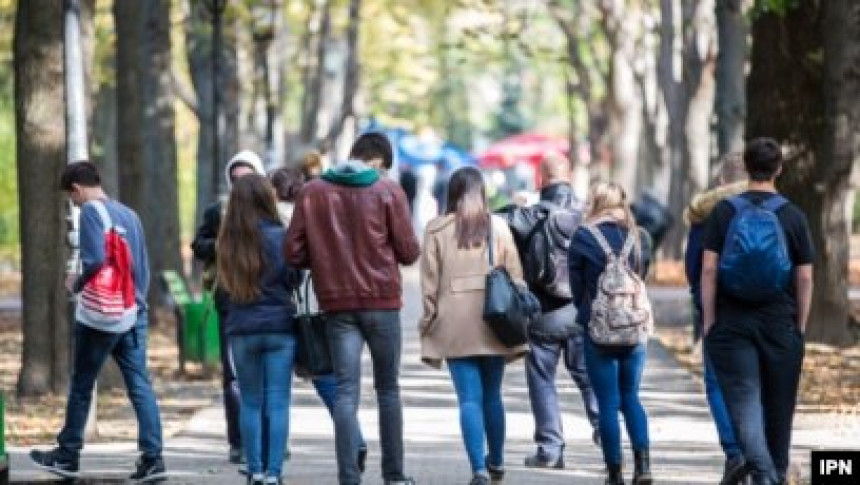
478, 133, 570, 170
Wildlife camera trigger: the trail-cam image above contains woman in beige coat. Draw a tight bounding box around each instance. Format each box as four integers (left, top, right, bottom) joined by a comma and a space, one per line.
419, 167, 528, 485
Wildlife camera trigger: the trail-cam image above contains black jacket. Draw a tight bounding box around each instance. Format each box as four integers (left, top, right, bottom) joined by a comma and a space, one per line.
191, 200, 223, 265
497, 182, 583, 340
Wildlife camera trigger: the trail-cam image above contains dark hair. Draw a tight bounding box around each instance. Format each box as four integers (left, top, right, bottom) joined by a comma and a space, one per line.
269, 167, 304, 203
744, 138, 783, 182
217, 175, 278, 303
349, 132, 393, 169
60, 161, 101, 191
445, 167, 489, 249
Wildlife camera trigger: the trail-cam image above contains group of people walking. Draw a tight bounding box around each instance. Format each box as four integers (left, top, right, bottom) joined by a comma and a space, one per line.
28, 133, 812, 485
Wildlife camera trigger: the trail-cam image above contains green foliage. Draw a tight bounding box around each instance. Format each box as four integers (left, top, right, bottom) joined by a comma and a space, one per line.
0, 0, 17, 250
753, 0, 800, 16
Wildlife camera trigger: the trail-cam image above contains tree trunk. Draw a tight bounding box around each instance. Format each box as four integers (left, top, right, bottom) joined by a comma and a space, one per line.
93, 84, 119, 197
299, 0, 331, 148
114, 0, 144, 212
662, 0, 717, 258
747, 2, 858, 345
140, 0, 181, 276
187, 2, 240, 224
14, 0, 70, 397
714, 0, 746, 157
600, 2, 642, 196
320, 0, 362, 154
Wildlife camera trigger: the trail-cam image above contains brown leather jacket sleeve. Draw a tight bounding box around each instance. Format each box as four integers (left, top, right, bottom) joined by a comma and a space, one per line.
284, 190, 310, 269
386, 183, 420, 265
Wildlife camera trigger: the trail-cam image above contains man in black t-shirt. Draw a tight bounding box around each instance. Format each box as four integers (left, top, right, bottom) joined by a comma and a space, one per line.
701, 138, 814, 485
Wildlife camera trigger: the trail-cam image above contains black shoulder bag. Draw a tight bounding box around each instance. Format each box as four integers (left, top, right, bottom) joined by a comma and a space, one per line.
294, 277, 334, 377
482, 224, 539, 347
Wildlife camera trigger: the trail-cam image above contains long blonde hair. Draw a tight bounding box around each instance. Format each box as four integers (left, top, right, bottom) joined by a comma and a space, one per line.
585, 180, 642, 267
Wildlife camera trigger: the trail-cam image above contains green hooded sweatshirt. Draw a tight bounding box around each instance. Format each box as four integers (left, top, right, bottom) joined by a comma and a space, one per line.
322, 160, 380, 187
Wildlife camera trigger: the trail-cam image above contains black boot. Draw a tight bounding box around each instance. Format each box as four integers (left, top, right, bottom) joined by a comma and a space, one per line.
605, 464, 624, 485
632, 449, 652, 485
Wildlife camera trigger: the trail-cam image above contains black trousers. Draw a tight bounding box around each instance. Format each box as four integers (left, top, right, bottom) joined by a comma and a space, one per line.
706, 314, 804, 484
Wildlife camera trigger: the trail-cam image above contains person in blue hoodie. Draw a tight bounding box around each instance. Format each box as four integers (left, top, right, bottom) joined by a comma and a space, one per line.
217, 174, 301, 485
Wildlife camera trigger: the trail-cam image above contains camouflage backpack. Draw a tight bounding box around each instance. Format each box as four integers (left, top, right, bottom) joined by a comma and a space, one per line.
584, 225, 653, 347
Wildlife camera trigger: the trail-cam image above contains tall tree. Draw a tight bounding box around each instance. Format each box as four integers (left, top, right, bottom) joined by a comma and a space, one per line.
599, 0, 643, 195
714, 0, 746, 157
661, 0, 717, 257
115, 0, 180, 314
747, 0, 859, 345
298, 0, 331, 149
14, 0, 70, 396
187, 1, 240, 225
320, 0, 362, 154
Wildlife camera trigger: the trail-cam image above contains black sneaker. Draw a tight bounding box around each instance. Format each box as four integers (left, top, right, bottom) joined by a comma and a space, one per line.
129, 455, 167, 483
385, 477, 416, 485
485, 455, 505, 481
29, 448, 80, 479
523, 452, 564, 469
720, 455, 748, 485
357, 446, 368, 474
470, 474, 491, 485
229, 446, 245, 464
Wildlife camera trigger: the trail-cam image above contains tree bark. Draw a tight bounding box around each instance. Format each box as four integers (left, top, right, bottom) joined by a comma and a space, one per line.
714, 0, 746, 157
187, 2, 240, 224
114, 0, 144, 213
14, 0, 70, 396
140, 0, 181, 276
747, 1, 858, 345
320, 0, 362, 154
662, 0, 717, 258
600, 1, 642, 196
299, 0, 331, 148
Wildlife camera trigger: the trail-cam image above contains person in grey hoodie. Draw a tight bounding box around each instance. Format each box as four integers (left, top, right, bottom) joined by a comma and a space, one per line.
191, 150, 266, 463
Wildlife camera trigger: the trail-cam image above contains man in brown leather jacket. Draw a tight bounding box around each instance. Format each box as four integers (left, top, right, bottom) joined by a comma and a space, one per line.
285, 132, 420, 485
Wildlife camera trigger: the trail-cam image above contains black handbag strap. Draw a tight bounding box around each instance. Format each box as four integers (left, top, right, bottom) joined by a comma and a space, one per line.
486, 216, 495, 268
295, 273, 314, 315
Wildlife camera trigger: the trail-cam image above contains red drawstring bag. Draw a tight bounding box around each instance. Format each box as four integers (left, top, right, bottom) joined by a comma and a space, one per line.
75, 200, 138, 330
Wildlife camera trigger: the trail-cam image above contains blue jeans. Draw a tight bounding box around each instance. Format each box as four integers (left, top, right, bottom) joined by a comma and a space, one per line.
311, 374, 366, 449
447, 356, 506, 475
526, 331, 599, 460
706, 316, 804, 484
232, 333, 297, 478
214, 292, 242, 449
327, 311, 406, 485
58, 316, 163, 459
584, 338, 649, 467
704, 349, 742, 459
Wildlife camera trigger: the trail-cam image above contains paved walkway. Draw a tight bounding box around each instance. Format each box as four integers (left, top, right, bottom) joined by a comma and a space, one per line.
9, 269, 859, 483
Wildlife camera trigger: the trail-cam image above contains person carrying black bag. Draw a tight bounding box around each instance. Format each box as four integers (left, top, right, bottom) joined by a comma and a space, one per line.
418, 167, 528, 485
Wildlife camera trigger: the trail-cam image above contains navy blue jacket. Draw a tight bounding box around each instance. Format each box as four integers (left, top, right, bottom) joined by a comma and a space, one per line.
568, 222, 652, 328
685, 223, 705, 314
224, 219, 301, 336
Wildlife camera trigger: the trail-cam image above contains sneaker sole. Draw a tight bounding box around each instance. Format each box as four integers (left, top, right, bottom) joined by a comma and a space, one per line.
132, 471, 168, 483
31, 461, 80, 479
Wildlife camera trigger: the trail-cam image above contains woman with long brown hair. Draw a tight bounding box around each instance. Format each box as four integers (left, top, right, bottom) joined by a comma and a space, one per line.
217, 174, 301, 485
418, 166, 527, 485
569, 181, 653, 485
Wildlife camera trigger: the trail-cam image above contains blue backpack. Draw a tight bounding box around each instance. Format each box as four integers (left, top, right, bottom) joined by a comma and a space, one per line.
718, 195, 792, 303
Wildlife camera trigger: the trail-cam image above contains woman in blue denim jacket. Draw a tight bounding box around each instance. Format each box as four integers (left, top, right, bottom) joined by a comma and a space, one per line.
217, 175, 301, 485
568, 181, 653, 485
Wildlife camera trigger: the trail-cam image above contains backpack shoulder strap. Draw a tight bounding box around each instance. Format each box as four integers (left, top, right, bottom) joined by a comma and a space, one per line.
88, 199, 113, 234
726, 195, 753, 213
619, 227, 637, 262
761, 194, 789, 213
583, 224, 616, 259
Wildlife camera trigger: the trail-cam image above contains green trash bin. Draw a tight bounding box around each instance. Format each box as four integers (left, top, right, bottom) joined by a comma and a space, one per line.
182, 291, 221, 365
1, 392, 8, 483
